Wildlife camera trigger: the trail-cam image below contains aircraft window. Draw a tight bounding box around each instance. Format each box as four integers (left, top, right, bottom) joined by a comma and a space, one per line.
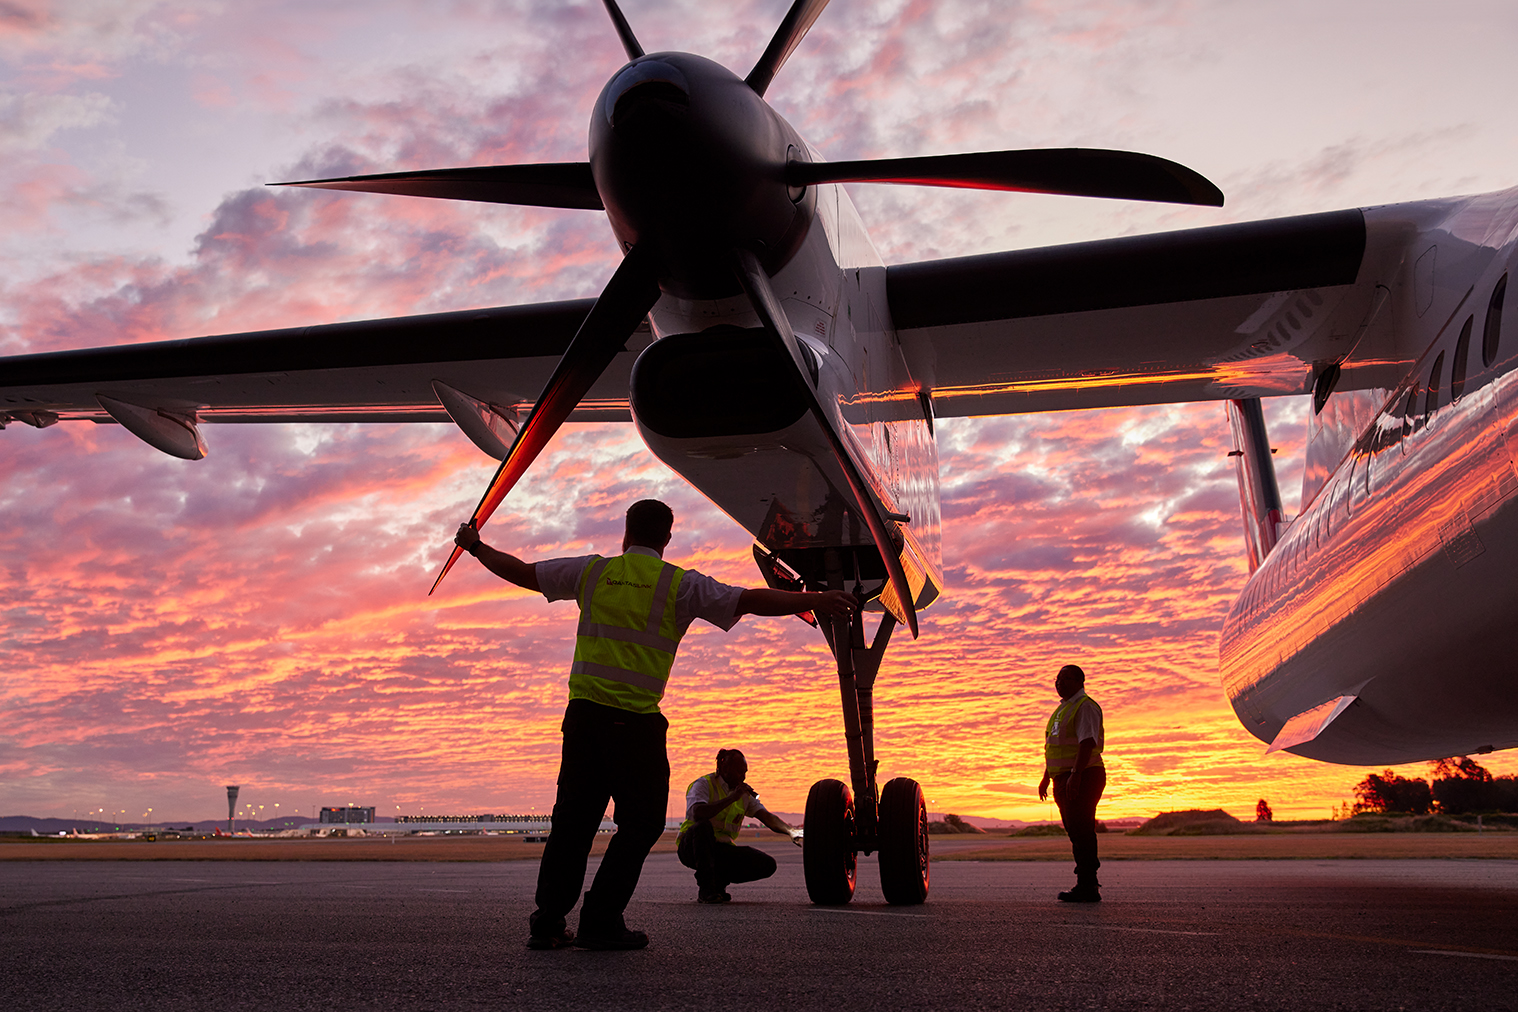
1451, 316, 1473, 401
1401, 386, 1419, 441
1424, 351, 1445, 420
1483, 273, 1507, 368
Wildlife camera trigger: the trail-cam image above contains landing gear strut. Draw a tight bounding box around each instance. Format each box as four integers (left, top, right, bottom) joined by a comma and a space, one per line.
802, 549, 930, 905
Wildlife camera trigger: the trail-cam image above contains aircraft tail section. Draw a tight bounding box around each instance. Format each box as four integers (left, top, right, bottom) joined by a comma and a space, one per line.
1227, 397, 1283, 573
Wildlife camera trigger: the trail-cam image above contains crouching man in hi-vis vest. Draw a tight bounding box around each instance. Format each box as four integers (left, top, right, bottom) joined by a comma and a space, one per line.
1037, 664, 1106, 903
676, 748, 801, 903
455, 500, 855, 951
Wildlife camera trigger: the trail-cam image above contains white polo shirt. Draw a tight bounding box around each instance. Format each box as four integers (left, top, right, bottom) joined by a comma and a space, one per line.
685, 773, 769, 823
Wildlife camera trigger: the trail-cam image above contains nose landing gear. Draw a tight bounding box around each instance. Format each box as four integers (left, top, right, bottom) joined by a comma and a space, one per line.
801, 566, 930, 906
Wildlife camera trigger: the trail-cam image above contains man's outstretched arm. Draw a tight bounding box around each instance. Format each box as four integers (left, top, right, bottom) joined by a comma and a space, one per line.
454, 524, 540, 592
736, 588, 856, 619
757, 809, 802, 844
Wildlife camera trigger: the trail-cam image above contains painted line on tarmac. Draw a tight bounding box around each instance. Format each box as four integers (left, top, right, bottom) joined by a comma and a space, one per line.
1269, 927, 1518, 961
1413, 949, 1518, 962
1084, 926, 1219, 937
0, 880, 290, 914
1047, 923, 1218, 937
807, 908, 929, 918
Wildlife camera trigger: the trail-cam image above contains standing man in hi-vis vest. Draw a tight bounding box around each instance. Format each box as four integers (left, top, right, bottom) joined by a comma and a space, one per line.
1037, 664, 1106, 903
455, 500, 855, 950
676, 748, 801, 903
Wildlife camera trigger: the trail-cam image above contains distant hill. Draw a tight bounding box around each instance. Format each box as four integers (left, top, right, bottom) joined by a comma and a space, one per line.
1131, 810, 1250, 836
0, 814, 378, 835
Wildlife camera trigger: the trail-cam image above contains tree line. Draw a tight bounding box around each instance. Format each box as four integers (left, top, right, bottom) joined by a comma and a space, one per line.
1353, 757, 1518, 815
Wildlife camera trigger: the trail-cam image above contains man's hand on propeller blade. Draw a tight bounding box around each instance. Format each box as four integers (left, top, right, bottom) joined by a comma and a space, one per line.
455, 523, 481, 553
811, 589, 858, 619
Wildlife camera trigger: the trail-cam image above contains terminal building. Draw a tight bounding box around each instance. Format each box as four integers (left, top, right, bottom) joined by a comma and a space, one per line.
319, 806, 376, 824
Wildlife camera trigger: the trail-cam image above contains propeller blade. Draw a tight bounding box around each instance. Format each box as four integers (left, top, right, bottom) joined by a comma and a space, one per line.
788, 148, 1224, 207
732, 247, 919, 638
600, 0, 645, 61
430, 245, 661, 594
745, 0, 830, 97
275, 163, 603, 210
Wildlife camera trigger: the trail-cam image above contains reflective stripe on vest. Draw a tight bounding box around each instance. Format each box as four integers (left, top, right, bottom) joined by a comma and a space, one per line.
675, 772, 747, 846
1045, 693, 1103, 773
567, 553, 686, 714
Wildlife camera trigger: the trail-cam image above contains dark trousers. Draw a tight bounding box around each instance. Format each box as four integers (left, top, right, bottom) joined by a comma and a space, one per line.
1052, 766, 1106, 886
676, 821, 777, 892
531, 699, 669, 935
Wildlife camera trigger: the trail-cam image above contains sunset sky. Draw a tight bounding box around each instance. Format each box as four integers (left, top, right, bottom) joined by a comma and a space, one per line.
4, 0, 1518, 826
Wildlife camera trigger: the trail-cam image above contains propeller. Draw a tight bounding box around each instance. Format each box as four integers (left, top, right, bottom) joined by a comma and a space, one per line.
601, 0, 645, 61
276, 163, 603, 210
732, 247, 920, 638
788, 148, 1224, 206
284, 0, 1227, 603
429, 244, 661, 594
746, 0, 830, 97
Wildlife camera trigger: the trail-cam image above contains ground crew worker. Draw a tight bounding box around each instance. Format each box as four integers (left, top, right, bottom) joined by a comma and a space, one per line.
455, 499, 855, 951
676, 748, 801, 903
1037, 664, 1106, 902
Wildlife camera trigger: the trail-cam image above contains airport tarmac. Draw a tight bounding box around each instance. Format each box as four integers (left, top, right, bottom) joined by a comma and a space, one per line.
2, 841, 1515, 1010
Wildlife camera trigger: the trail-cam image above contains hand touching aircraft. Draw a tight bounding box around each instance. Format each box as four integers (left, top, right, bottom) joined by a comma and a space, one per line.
3, 0, 1516, 904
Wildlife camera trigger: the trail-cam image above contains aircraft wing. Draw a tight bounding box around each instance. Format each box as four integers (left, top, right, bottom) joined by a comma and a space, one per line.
0, 299, 649, 458
890, 208, 1418, 416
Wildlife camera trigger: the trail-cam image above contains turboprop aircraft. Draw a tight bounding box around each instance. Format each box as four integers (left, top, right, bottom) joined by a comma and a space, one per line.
3, 0, 1518, 905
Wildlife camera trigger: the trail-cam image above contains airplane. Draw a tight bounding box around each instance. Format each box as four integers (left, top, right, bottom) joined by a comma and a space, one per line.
2, 0, 1516, 905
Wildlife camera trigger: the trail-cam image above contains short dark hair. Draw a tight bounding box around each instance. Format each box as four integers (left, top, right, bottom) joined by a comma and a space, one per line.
1057, 664, 1086, 683
625, 499, 673, 546
716, 748, 745, 766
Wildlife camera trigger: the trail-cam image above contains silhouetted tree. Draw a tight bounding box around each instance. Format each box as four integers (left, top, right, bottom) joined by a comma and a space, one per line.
1429, 757, 1518, 814
1430, 757, 1491, 782
1353, 770, 1432, 814
1255, 799, 1273, 822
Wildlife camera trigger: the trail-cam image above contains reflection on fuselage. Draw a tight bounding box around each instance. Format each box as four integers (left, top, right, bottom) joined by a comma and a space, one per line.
1223, 253, 1518, 765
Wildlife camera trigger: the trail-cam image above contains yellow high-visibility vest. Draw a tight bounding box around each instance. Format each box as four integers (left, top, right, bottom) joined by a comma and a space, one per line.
675, 772, 747, 845
1045, 693, 1103, 774
568, 552, 686, 714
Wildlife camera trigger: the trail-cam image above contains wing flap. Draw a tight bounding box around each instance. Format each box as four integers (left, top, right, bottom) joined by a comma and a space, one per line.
889, 208, 1420, 414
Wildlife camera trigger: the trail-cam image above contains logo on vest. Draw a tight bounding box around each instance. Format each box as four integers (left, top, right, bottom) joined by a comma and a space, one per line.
604, 578, 653, 589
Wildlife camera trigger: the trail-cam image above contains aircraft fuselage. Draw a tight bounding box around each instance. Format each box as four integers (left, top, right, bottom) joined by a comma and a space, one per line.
1223, 190, 1518, 764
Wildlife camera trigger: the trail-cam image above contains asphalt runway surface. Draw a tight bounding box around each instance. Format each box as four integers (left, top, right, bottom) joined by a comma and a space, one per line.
3, 841, 1516, 1011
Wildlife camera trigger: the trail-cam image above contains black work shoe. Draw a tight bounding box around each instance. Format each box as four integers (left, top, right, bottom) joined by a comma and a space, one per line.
525, 928, 575, 950
696, 889, 731, 904
1057, 888, 1101, 903
574, 925, 649, 950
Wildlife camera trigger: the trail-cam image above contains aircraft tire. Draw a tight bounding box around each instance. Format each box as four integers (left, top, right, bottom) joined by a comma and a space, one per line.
878, 776, 930, 905
803, 778, 857, 905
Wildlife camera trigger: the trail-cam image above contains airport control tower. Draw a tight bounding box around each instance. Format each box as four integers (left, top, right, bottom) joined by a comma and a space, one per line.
225, 785, 239, 834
